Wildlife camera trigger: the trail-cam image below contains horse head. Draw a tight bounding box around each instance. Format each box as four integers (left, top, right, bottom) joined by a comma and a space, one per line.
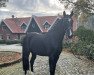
62, 11, 74, 39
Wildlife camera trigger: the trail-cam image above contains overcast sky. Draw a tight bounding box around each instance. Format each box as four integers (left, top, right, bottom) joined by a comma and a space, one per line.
0, 0, 73, 19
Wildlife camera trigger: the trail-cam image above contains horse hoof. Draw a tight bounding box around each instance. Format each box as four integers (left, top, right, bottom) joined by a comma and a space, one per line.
27, 71, 34, 75
32, 72, 34, 75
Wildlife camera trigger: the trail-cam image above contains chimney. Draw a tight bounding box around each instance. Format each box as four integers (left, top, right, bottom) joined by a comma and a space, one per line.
12, 15, 14, 18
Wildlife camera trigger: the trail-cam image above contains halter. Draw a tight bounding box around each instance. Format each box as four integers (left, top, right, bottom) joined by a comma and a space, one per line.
62, 17, 73, 37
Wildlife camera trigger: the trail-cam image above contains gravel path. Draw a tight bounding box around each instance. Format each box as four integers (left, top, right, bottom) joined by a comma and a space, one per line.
0, 44, 22, 53
0, 44, 94, 75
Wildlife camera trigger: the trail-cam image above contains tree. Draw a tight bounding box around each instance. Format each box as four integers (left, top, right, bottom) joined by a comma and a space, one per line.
0, 0, 9, 7
59, 0, 94, 20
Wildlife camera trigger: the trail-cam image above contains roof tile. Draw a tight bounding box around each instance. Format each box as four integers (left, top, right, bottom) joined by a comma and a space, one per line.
3, 16, 77, 33
4, 17, 31, 33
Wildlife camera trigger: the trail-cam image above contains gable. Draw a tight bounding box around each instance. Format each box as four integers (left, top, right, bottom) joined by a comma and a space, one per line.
3, 17, 31, 33
43, 22, 51, 26
34, 16, 58, 32
26, 17, 41, 33
21, 23, 27, 30
43, 22, 51, 29
0, 21, 12, 33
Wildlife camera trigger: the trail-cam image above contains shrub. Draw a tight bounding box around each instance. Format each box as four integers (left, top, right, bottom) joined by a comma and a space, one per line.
84, 44, 94, 60
5, 40, 21, 44
0, 40, 21, 44
63, 42, 72, 48
70, 26, 94, 60
74, 26, 94, 44
0, 40, 6, 44
71, 40, 87, 55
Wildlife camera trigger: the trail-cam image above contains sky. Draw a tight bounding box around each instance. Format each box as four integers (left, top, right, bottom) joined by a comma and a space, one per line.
0, 0, 73, 19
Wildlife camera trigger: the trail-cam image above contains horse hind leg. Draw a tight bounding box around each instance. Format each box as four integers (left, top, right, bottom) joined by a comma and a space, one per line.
49, 57, 56, 75
22, 49, 30, 75
22, 39, 30, 75
30, 53, 36, 72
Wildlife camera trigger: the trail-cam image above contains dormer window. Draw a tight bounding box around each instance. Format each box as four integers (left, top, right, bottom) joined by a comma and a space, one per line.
32, 24, 35, 28
43, 22, 50, 29
21, 23, 27, 30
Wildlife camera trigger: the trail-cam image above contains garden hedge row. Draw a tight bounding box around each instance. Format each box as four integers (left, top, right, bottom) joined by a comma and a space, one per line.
64, 26, 94, 60
72, 26, 94, 60
0, 40, 21, 44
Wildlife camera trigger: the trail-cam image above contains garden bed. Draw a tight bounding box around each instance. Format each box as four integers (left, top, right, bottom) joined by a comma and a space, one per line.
0, 51, 22, 67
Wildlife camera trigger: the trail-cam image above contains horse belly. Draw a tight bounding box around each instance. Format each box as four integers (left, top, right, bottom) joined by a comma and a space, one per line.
30, 38, 49, 56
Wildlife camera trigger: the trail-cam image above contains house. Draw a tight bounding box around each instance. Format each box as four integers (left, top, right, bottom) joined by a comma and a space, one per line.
26, 15, 58, 33
0, 16, 31, 40
0, 15, 77, 40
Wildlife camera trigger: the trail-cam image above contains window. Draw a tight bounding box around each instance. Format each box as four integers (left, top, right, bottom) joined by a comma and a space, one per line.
44, 25, 50, 29
21, 23, 27, 30
18, 34, 21, 40
92, 19, 94, 26
2, 25, 7, 31
7, 35, 10, 40
32, 24, 35, 28
43, 22, 50, 29
0, 35, 3, 40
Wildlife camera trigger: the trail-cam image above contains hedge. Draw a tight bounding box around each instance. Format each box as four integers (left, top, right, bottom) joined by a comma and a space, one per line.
65, 26, 94, 60
0, 40, 21, 45
74, 26, 94, 44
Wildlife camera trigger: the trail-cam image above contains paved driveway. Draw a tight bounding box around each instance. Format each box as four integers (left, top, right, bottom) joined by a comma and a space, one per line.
0, 44, 94, 75
0, 44, 22, 53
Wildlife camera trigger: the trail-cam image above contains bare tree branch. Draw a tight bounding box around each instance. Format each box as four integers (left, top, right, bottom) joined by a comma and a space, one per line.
59, 0, 94, 11
0, 0, 9, 7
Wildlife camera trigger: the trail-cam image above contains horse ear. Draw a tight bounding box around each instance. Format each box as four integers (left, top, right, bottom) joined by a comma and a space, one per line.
70, 11, 74, 17
63, 11, 66, 16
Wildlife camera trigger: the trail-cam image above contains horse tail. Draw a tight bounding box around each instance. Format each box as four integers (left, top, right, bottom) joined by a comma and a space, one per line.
22, 37, 30, 75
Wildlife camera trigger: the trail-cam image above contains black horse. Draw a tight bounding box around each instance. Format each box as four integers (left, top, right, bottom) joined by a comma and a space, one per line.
22, 11, 74, 75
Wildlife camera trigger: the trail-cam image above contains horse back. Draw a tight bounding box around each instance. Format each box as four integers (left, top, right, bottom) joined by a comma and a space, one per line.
23, 32, 62, 56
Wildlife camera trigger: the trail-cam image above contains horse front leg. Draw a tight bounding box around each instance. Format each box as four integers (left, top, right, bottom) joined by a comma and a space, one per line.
49, 55, 59, 75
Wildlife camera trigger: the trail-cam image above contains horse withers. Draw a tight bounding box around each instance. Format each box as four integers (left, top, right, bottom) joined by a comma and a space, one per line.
22, 11, 74, 75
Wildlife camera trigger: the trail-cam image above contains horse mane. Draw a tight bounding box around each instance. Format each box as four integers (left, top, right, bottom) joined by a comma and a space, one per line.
48, 18, 62, 32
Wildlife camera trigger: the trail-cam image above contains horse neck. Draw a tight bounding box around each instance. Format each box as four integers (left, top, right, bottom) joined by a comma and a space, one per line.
47, 20, 66, 42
